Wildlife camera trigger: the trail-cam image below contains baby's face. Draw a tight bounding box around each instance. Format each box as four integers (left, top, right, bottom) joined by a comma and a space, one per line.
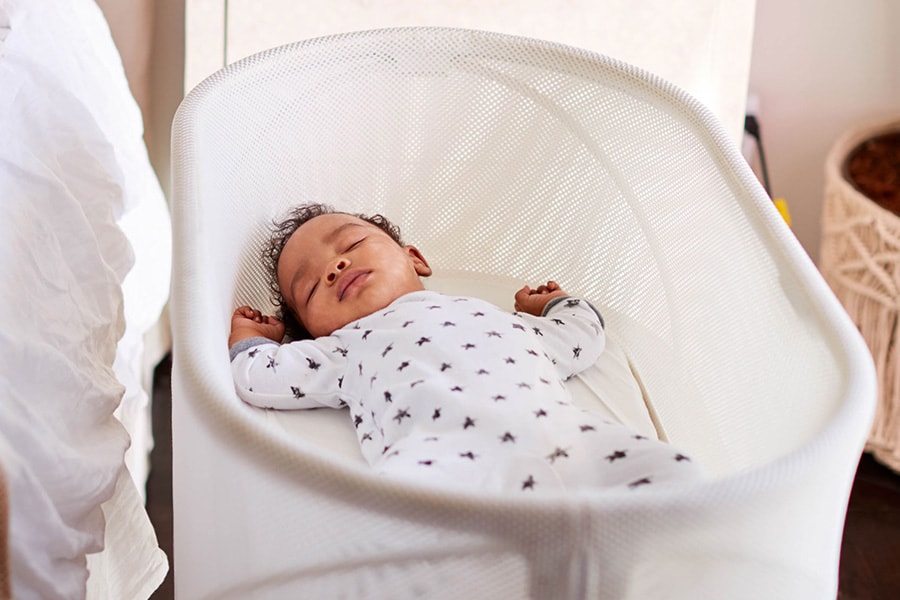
278, 213, 431, 338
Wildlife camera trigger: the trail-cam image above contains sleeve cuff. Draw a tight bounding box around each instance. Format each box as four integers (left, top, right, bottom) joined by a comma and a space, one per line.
229, 337, 278, 361
543, 296, 605, 329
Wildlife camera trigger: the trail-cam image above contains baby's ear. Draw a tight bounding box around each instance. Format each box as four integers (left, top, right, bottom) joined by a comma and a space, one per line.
405, 245, 432, 277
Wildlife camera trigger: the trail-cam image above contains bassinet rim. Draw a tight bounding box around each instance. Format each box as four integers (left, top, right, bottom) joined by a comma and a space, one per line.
170, 25, 876, 533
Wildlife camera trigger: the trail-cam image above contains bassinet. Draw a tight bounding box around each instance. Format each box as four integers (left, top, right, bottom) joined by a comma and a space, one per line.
170, 28, 876, 599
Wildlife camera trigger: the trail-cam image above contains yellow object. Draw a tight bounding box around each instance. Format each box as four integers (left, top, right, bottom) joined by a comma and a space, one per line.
773, 197, 792, 226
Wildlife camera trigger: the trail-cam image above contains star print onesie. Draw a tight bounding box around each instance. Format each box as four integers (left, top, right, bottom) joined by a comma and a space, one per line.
230, 291, 703, 493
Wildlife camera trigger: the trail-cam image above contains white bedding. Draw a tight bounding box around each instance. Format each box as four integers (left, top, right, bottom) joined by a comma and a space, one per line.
270, 271, 659, 461
0, 0, 169, 598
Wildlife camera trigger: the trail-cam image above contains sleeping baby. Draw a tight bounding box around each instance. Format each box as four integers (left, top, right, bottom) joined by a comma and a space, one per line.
229, 203, 703, 493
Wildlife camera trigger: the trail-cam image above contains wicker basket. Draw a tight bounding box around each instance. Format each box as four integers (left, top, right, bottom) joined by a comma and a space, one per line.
821, 116, 900, 472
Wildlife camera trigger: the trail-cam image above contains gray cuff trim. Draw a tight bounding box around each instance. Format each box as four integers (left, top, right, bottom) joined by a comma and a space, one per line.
543, 296, 605, 329
229, 337, 277, 361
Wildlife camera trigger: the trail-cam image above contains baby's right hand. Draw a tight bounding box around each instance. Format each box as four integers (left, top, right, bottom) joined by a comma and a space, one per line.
230, 306, 286, 347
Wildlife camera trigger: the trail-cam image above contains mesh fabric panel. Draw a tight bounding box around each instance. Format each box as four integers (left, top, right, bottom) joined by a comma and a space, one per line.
171, 27, 876, 599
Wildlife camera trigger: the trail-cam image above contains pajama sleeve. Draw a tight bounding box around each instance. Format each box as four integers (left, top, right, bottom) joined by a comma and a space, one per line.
230, 336, 348, 410
517, 297, 606, 380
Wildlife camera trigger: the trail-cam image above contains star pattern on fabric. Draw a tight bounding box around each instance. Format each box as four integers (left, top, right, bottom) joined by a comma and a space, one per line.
233, 293, 702, 496
393, 408, 411, 424
606, 450, 627, 462
628, 477, 652, 489
547, 447, 570, 463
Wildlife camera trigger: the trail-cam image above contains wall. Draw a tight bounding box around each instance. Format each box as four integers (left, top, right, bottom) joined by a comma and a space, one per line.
96, 0, 185, 197
748, 0, 900, 262
104, 0, 900, 265
195, 0, 756, 146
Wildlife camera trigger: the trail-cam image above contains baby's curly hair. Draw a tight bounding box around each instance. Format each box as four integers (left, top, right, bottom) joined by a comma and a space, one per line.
262, 203, 404, 340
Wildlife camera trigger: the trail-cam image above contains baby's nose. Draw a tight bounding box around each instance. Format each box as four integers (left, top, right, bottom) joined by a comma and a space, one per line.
326, 258, 349, 283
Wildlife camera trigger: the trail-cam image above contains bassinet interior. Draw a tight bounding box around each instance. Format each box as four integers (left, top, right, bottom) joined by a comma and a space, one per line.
189, 28, 847, 476
171, 27, 875, 599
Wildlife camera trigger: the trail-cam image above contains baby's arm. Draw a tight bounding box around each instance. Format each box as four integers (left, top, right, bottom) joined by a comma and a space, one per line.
230, 306, 347, 410
514, 281, 605, 380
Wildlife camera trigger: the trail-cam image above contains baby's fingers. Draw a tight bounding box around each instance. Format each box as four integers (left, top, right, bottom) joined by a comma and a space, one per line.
234, 306, 263, 322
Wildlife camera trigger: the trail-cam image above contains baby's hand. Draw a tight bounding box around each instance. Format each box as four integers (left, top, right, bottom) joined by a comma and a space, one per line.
230, 306, 286, 347
514, 281, 568, 316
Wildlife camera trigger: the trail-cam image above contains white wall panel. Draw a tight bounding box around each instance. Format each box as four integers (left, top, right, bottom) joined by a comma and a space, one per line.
186, 1, 755, 145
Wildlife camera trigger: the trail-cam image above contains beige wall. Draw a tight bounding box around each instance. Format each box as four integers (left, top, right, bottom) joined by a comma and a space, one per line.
748, 0, 900, 262
104, 0, 900, 263
96, 0, 185, 198
186, 0, 756, 146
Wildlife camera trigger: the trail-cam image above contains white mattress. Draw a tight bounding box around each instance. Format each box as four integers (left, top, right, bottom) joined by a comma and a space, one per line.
269, 271, 659, 462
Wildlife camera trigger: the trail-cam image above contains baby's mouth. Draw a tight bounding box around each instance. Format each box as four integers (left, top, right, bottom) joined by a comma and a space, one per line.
337, 270, 370, 301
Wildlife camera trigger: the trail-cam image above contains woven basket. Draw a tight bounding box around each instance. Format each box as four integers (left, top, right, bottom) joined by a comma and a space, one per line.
821, 116, 900, 472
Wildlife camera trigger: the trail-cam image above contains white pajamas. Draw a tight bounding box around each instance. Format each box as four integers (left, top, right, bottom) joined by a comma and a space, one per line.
231, 291, 702, 492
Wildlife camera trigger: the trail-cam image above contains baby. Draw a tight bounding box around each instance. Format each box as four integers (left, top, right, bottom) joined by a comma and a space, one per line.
230, 204, 703, 493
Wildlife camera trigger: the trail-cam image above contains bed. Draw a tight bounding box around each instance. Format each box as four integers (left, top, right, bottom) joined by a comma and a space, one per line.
170, 27, 876, 599
0, 0, 170, 597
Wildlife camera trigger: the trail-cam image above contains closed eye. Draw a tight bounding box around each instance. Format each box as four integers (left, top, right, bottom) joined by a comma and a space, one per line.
306, 281, 318, 305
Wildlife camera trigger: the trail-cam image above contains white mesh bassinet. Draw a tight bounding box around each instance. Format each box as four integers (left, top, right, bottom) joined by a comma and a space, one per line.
170, 28, 876, 599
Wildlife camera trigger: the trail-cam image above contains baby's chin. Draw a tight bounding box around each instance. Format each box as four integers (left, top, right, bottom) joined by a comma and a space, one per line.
316, 291, 417, 337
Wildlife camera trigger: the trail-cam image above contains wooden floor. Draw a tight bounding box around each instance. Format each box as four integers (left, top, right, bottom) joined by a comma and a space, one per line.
146, 354, 900, 599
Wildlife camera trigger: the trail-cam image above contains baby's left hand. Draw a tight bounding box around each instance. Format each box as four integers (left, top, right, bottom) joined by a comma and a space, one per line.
514, 281, 568, 316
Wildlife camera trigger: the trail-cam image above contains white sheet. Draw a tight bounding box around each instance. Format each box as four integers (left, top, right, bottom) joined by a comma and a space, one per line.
0, 0, 169, 598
